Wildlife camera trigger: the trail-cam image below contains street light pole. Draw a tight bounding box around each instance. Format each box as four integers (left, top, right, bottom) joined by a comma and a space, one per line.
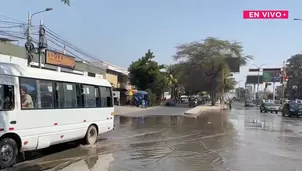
252, 64, 266, 105
26, 8, 53, 67
237, 80, 243, 101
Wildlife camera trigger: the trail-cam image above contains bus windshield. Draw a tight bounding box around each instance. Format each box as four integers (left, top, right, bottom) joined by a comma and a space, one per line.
0, 84, 14, 110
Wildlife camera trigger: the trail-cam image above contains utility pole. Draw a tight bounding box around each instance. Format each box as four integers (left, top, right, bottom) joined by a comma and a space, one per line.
26, 12, 34, 66
25, 8, 53, 67
273, 82, 276, 101
38, 19, 47, 68
281, 61, 287, 107
38, 19, 43, 68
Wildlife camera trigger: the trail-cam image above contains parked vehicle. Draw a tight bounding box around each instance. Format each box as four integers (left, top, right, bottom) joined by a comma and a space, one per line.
180, 95, 189, 104
282, 102, 302, 117
260, 102, 280, 113
165, 99, 175, 106
245, 100, 254, 107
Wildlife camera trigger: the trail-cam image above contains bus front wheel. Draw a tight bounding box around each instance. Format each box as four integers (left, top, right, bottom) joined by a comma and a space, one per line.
84, 125, 98, 145
0, 138, 18, 169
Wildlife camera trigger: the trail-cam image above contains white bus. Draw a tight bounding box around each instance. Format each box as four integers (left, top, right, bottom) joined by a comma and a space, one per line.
0, 62, 114, 169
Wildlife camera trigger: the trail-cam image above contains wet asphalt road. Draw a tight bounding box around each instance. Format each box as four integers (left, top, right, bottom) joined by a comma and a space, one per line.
7, 104, 302, 171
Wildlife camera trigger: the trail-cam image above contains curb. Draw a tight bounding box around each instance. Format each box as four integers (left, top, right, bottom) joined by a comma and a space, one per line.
184, 105, 221, 118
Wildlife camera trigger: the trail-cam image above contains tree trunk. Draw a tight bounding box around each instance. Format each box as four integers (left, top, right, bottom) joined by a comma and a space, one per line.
211, 90, 216, 106
210, 78, 216, 106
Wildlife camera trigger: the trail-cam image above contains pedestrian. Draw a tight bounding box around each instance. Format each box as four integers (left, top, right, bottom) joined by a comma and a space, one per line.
229, 100, 232, 110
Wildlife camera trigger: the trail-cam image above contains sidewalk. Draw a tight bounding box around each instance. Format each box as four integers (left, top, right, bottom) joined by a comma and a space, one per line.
114, 105, 157, 115
184, 104, 222, 118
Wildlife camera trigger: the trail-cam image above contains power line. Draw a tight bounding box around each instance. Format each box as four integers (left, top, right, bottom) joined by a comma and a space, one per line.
0, 15, 105, 69
0, 14, 25, 23
0, 20, 25, 25
43, 25, 101, 62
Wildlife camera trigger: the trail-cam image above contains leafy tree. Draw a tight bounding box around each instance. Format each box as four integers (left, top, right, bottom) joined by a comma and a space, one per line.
286, 54, 302, 99
128, 49, 168, 105
173, 37, 252, 105
165, 65, 179, 100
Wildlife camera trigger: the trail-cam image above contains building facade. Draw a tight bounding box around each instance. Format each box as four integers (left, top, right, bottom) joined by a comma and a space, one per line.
0, 40, 131, 105
0, 41, 107, 77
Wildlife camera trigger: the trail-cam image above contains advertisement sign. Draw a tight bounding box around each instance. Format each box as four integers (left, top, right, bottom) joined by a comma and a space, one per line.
246, 75, 263, 84
263, 71, 281, 82
45, 50, 76, 68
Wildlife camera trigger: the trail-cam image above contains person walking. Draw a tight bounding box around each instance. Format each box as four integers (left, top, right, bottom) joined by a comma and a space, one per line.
228, 100, 232, 110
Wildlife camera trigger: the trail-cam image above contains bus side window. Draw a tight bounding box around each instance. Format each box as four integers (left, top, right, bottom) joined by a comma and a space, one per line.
0, 85, 14, 110
82, 85, 96, 108
99, 86, 113, 107
56, 82, 77, 108
39, 80, 55, 109
19, 78, 36, 109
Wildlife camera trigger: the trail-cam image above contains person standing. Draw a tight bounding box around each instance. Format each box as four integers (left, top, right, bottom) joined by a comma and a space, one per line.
229, 100, 232, 110
20, 86, 34, 108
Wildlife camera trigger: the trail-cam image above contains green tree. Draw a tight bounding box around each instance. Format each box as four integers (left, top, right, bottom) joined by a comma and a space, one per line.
286, 54, 302, 99
173, 37, 252, 105
165, 65, 179, 100
128, 49, 168, 105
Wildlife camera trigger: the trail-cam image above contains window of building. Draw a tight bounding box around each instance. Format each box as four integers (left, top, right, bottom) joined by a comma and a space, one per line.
0, 85, 14, 110
82, 85, 97, 107
56, 82, 77, 108
88, 72, 95, 77
100, 87, 113, 107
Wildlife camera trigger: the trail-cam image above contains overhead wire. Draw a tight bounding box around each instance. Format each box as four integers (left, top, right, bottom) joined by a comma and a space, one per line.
43, 26, 101, 62
43, 26, 105, 68
0, 15, 105, 69
46, 36, 90, 62
0, 14, 25, 23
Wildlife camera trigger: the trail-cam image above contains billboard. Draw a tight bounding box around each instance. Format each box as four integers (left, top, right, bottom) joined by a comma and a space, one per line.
246, 75, 263, 84
225, 57, 240, 73
263, 68, 281, 83
45, 49, 76, 68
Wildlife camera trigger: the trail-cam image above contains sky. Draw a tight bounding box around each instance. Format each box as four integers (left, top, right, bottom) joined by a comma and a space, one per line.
1, 0, 302, 90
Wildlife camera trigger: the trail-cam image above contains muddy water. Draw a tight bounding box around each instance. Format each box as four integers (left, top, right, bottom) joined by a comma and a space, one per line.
10, 108, 302, 171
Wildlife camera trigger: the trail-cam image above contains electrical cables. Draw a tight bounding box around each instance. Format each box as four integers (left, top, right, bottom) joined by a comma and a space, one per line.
0, 14, 105, 69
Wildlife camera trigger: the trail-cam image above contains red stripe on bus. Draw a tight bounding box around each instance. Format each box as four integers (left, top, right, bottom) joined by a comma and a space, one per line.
9, 127, 14, 131
83, 120, 86, 122
0, 128, 4, 131
54, 123, 58, 126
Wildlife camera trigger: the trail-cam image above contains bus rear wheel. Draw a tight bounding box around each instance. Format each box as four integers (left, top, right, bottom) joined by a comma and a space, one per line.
84, 125, 98, 145
0, 138, 18, 169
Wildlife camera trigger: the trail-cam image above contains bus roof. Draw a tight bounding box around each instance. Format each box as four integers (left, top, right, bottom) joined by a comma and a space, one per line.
0, 62, 111, 87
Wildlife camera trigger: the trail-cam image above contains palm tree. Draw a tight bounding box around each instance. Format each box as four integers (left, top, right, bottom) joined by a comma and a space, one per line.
165, 65, 178, 100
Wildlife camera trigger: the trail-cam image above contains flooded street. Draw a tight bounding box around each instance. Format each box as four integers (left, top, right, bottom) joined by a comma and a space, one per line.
8, 104, 302, 171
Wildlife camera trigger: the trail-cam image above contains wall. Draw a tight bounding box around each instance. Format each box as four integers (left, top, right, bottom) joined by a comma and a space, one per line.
105, 73, 118, 87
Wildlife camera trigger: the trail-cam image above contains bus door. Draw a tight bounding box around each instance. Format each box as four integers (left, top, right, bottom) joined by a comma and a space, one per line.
0, 75, 18, 130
